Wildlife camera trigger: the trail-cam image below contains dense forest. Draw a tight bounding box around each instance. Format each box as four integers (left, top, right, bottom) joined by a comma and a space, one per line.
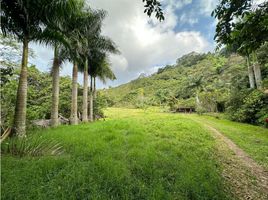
104, 49, 268, 125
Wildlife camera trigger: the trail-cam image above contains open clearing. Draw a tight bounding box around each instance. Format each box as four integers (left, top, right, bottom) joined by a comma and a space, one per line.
1, 108, 268, 200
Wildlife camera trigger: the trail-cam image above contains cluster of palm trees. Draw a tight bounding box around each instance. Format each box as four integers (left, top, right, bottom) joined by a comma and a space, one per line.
1, 0, 119, 137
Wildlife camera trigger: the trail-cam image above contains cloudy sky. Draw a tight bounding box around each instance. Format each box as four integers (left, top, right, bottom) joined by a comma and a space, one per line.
29, 0, 219, 88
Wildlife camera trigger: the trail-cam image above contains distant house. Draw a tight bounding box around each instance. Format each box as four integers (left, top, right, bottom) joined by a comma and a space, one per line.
176, 107, 195, 113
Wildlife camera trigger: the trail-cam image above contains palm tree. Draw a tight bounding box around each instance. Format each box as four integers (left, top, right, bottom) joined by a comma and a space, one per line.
76, 10, 106, 123
45, 1, 85, 127
52, 8, 104, 125
68, 10, 106, 124
1, 0, 78, 136
88, 51, 117, 121
77, 21, 119, 122
93, 58, 116, 98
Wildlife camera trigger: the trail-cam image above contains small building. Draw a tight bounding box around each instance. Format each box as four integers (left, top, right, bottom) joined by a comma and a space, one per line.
176, 107, 195, 113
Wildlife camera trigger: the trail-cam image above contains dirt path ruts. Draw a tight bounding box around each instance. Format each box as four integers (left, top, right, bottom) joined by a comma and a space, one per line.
202, 123, 268, 199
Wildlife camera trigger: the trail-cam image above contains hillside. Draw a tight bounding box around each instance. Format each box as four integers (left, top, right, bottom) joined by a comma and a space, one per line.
101, 52, 268, 126
102, 52, 246, 109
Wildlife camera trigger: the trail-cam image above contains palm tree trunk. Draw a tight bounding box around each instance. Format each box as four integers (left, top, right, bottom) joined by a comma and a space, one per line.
51, 46, 60, 127
195, 92, 200, 106
253, 63, 262, 89
70, 62, 78, 125
89, 75, 93, 122
252, 52, 262, 89
13, 37, 29, 137
82, 59, 88, 122
93, 77, 97, 99
246, 56, 255, 89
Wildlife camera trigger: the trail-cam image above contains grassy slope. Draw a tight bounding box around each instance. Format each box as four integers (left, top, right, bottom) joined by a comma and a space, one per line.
187, 114, 268, 169
2, 108, 231, 200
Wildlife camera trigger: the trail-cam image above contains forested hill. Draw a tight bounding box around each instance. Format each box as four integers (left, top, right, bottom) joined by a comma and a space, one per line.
101, 52, 268, 125
103, 52, 246, 107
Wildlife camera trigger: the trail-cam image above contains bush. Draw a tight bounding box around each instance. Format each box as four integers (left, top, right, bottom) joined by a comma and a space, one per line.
226, 89, 268, 125
196, 107, 207, 115
93, 92, 109, 118
1, 135, 64, 157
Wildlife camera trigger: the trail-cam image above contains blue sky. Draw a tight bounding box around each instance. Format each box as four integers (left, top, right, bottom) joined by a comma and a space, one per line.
176, 0, 218, 42
29, 0, 219, 88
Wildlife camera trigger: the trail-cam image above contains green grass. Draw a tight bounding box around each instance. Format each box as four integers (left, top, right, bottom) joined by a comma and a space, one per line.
2, 108, 267, 199
2, 108, 250, 200
187, 114, 268, 169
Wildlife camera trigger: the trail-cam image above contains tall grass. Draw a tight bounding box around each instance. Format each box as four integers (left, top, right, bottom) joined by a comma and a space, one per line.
1, 108, 231, 200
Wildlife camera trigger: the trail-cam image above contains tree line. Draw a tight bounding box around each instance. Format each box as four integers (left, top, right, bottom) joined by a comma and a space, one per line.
1, 0, 120, 137
1, 0, 165, 137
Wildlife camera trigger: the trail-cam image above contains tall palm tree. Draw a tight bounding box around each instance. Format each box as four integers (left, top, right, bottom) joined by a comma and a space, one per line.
70, 11, 106, 124
76, 10, 106, 123
88, 50, 117, 121
44, 1, 85, 127
93, 57, 116, 120
93, 58, 116, 98
77, 19, 119, 122
55, 8, 104, 125
1, 0, 78, 136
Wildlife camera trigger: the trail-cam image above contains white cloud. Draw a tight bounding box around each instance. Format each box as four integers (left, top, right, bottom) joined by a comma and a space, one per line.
87, 0, 212, 87
161, 0, 192, 10
29, 0, 214, 88
179, 12, 198, 26
199, 0, 219, 16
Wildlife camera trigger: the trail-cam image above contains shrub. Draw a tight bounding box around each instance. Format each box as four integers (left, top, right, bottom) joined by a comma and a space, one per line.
226, 89, 268, 125
1, 135, 64, 157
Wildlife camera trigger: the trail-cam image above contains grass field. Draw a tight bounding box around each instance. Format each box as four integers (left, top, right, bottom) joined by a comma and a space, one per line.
188, 114, 268, 169
1, 108, 267, 200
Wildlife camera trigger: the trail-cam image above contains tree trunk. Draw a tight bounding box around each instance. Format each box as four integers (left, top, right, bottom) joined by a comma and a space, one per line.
253, 63, 262, 89
51, 46, 60, 127
252, 52, 262, 89
82, 59, 88, 122
13, 37, 29, 137
246, 56, 255, 89
89, 75, 93, 122
93, 77, 97, 99
70, 62, 78, 125
195, 92, 200, 106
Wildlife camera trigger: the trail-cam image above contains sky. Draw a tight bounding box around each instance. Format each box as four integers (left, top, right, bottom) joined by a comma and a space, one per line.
29, 0, 220, 88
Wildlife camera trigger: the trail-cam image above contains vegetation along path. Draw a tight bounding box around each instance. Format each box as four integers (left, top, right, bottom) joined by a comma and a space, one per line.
187, 115, 268, 199
2, 108, 268, 200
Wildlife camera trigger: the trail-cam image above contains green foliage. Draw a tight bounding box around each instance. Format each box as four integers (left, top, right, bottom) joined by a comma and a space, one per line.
0, 65, 83, 126
1, 135, 64, 157
0, 34, 35, 86
176, 51, 207, 67
143, 0, 164, 21
93, 92, 109, 118
226, 89, 268, 125
105, 52, 267, 126
154, 89, 172, 106
106, 52, 246, 111
257, 42, 268, 88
